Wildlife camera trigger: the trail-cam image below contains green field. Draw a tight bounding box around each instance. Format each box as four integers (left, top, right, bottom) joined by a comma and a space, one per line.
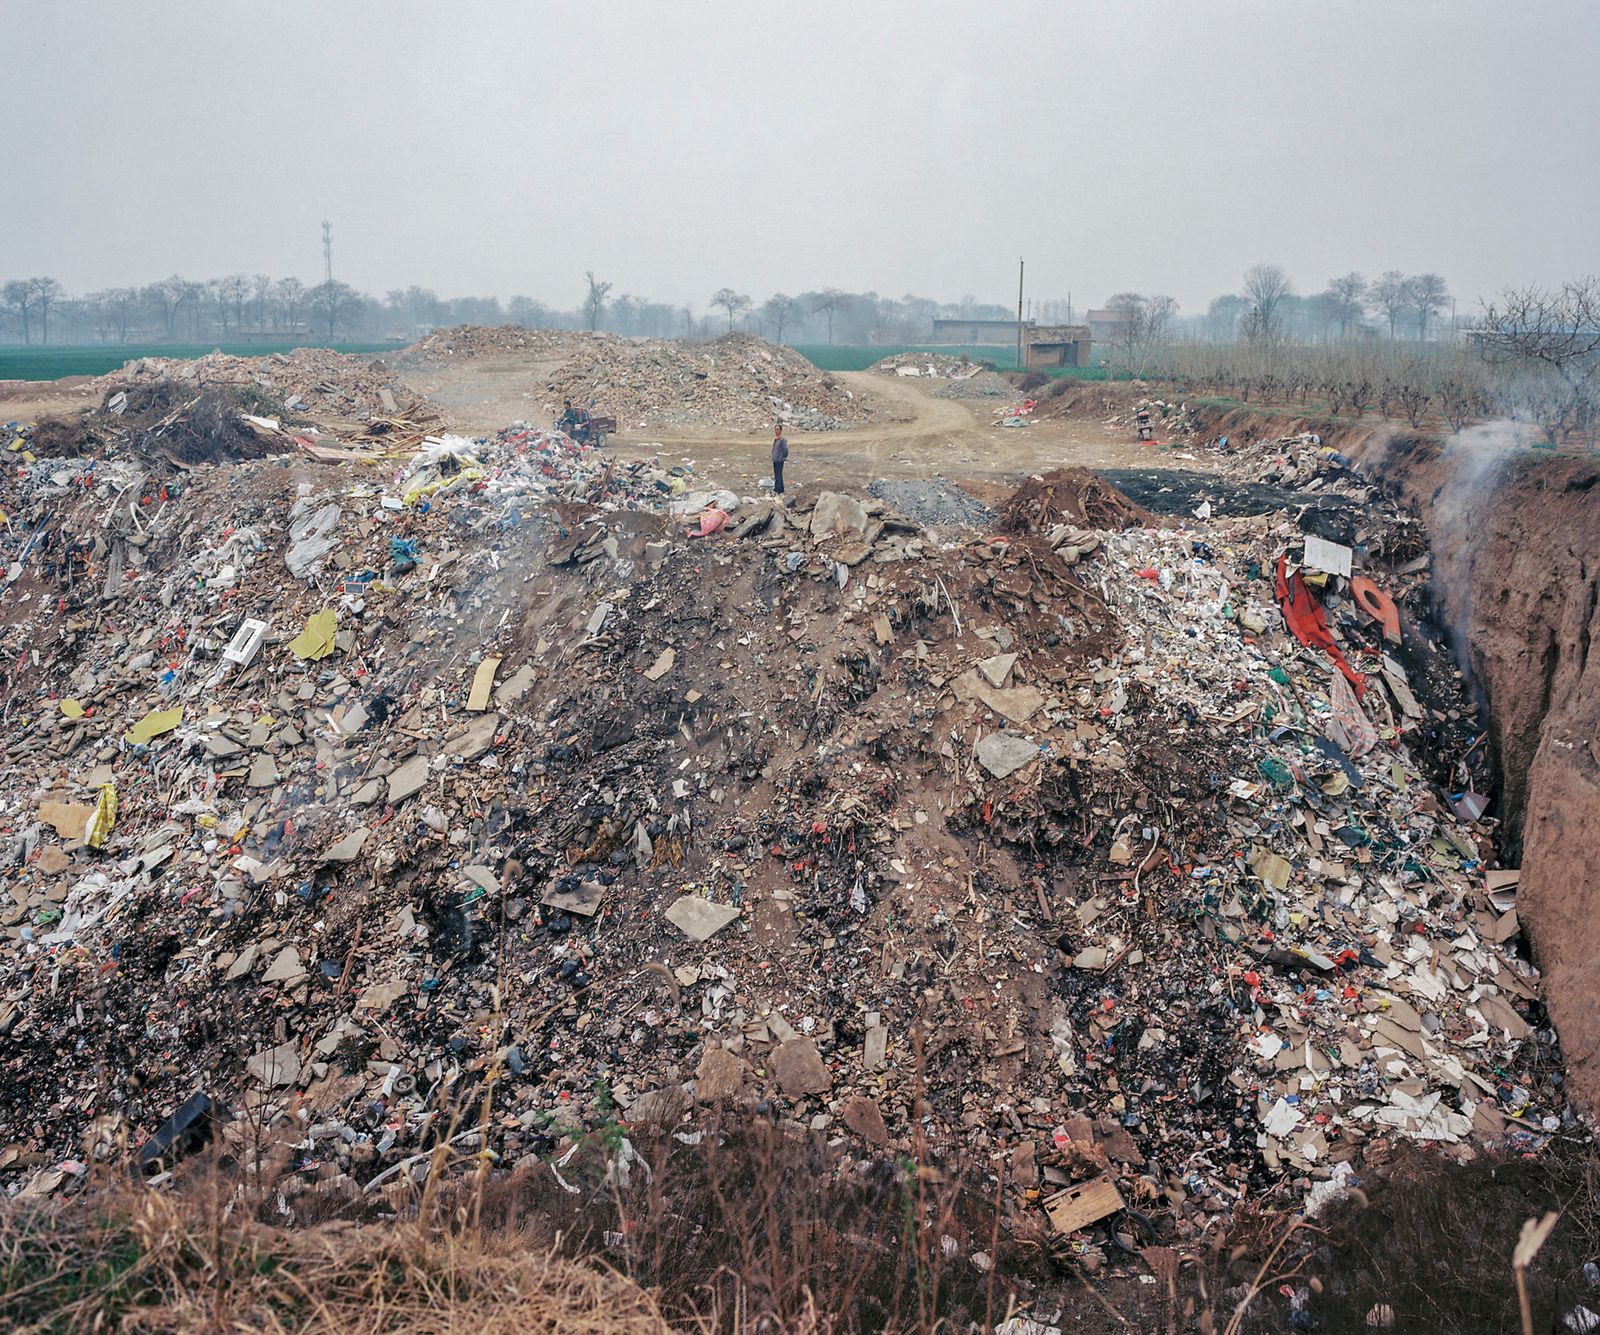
791, 343, 1123, 379
0, 342, 402, 383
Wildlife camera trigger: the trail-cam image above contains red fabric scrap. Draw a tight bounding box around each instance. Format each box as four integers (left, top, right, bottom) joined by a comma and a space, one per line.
1275, 555, 1366, 698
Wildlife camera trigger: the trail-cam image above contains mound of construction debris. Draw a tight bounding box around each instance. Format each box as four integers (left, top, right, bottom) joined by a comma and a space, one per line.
98, 347, 436, 427
400, 324, 575, 363
402, 326, 870, 433
0, 412, 1560, 1261
18, 349, 443, 471
546, 332, 868, 432
1000, 467, 1153, 533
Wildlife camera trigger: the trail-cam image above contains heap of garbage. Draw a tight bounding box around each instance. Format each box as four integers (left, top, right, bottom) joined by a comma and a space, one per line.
0, 412, 1560, 1259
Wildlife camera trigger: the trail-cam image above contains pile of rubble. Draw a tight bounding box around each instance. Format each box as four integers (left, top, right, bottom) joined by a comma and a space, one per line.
543, 332, 869, 433
0, 415, 1561, 1262
399, 324, 575, 364
93, 348, 436, 431
17, 349, 443, 472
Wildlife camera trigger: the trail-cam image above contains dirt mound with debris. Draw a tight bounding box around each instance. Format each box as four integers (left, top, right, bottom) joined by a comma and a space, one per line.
97, 347, 436, 427
402, 327, 868, 433
0, 411, 1561, 1263
998, 467, 1153, 533
547, 331, 869, 433
31, 381, 299, 468
399, 323, 575, 363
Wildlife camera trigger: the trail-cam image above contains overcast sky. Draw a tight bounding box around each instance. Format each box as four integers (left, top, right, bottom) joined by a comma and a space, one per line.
6, 0, 1597, 317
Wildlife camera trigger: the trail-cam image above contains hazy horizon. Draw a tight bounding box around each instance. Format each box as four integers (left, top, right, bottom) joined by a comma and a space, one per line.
6, 0, 1598, 317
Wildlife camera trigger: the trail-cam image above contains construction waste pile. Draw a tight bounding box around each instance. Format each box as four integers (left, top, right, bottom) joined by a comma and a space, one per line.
871, 352, 1017, 401
0, 411, 1561, 1270
408, 326, 870, 433
400, 325, 572, 363
22, 349, 440, 469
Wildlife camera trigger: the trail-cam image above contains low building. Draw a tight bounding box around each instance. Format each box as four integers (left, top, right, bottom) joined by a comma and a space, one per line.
1086, 307, 1134, 347
930, 317, 1034, 346
1026, 325, 1092, 369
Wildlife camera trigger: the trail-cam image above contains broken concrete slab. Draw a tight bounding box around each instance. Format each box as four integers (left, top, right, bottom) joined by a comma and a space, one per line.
839, 1094, 889, 1145
977, 652, 1017, 689
974, 731, 1038, 779
644, 648, 676, 682
770, 1037, 832, 1097
695, 1046, 746, 1102
321, 828, 369, 862
664, 895, 741, 941
446, 713, 500, 760
387, 755, 429, 803
809, 491, 869, 538
247, 1040, 302, 1088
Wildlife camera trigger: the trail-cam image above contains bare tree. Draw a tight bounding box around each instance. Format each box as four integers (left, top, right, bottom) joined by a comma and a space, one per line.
1477, 278, 1600, 447
252, 275, 273, 332
583, 271, 612, 332
308, 280, 361, 341
1327, 272, 1367, 338
710, 288, 752, 333
812, 288, 846, 345
215, 274, 251, 336
1102, 293, 1178, 376
763, 292, 798, 343
1242, 264, 1293, 340
272, 277, 306, 335
89, 287, 137, 343
1207, 293, 1248, 341
142, 275, 190, 340
1370, 271, 1413, 340
2, 280, 35, 344
1410, 273, 1450, 341
26, 277, 64, 344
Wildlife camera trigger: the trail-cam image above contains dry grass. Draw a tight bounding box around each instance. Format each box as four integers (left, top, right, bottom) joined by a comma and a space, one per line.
2, 1120, 1593, 1334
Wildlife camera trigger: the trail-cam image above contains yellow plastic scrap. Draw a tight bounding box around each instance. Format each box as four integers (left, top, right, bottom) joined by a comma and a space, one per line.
85, 784, 117, 850
124, 706, 182, 746
59, 699, 86, 719
402, 466, 484, 507
289, 608, 338, 660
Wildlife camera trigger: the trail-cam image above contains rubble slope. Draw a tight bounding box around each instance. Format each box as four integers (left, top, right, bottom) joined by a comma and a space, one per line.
0, 421, 1562, 1241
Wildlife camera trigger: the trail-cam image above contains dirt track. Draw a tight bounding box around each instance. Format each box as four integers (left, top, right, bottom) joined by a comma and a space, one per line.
393, 358, 1212, 497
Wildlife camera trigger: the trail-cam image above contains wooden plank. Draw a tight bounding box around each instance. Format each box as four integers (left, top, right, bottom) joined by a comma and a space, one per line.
467, 656, 501, 712
1043, 1174, 1125, 1236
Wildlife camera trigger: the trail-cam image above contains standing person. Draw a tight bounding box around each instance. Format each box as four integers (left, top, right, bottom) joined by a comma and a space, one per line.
771, 422, 789, 497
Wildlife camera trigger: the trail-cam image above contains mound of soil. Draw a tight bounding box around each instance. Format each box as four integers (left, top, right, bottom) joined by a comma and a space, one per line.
998, 466, 1152, 533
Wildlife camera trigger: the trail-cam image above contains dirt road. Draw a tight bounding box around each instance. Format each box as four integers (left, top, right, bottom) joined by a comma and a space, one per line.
392, 358, 1213, 498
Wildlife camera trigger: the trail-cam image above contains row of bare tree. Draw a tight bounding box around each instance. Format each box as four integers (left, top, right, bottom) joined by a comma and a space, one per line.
1144, 278, 1600, 448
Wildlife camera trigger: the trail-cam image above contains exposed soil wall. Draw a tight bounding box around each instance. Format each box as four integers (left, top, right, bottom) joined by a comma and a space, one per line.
1192, 403, 1600, 1109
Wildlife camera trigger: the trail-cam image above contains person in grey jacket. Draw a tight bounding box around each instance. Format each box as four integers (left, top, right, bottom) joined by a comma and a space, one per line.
771, 423, 789, 496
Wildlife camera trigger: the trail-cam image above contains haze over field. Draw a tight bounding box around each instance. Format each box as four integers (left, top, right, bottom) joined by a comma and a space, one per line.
6, 0, 1598, 311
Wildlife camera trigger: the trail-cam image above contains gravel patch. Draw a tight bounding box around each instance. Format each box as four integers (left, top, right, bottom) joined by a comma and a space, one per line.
867, 478, 993, 528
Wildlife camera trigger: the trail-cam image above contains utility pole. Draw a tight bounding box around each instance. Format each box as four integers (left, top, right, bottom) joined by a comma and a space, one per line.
1068, 291, 1073, 326
1015, 257, 1025, 371
322, 220, 333, 285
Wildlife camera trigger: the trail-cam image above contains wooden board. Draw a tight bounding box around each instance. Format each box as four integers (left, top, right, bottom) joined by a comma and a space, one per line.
1043, 1174, 1125, 1235
467, 656, 502, 712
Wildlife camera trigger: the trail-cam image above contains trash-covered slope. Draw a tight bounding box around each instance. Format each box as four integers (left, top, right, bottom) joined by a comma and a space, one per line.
0, 419, 1562, 1242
